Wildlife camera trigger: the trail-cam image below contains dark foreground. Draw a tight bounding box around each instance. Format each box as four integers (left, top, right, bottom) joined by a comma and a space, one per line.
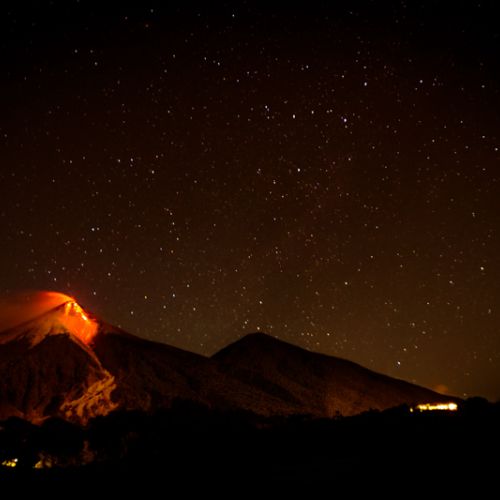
0, 398, 498, 485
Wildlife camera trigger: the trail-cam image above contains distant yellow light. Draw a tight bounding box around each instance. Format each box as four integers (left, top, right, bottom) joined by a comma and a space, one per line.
415, 402, 458, 412
1, 458, 18, 468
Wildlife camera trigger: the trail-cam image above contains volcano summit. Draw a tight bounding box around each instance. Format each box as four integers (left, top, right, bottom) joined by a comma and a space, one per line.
0, 293, 456, 423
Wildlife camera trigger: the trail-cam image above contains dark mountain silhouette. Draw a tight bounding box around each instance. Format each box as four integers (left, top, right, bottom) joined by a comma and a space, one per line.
0, 301, 456, 423
214, 332, 450, 416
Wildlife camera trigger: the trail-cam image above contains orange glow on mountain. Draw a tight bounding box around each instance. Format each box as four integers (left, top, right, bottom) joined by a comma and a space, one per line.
60, 300, 98, 345
0, 291, 77, 332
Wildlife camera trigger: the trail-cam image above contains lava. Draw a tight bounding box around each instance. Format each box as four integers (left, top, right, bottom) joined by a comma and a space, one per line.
60, 300, 98, 345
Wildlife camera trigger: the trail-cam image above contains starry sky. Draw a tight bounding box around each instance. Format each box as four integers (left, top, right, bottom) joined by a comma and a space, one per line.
1, 1, 499, 400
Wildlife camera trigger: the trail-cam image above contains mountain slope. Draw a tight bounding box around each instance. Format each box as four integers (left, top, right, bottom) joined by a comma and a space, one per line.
92, 329, 212, 410
0, 333, 116, 423
0, 301, 121, 422
91, 329, 311, 416
213, 333, 450, 417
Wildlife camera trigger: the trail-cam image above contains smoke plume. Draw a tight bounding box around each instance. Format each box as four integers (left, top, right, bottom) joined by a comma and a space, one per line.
0, 290, 73, 332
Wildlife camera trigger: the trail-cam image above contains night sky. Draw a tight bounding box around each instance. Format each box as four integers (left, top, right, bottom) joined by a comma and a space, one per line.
1, 1, 499, 400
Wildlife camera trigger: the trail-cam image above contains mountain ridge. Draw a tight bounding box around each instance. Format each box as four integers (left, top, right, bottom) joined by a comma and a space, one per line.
0, 302, 458, 423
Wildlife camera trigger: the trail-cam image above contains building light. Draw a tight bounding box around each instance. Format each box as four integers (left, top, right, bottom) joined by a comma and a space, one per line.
1, 458, 18, 468
414, 402, 458, 412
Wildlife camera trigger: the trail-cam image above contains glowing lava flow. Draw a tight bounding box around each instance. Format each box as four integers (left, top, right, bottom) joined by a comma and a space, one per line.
61, 301, 98, 345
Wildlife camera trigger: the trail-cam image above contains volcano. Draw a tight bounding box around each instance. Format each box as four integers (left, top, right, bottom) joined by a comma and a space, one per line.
0, 296, 455, 423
